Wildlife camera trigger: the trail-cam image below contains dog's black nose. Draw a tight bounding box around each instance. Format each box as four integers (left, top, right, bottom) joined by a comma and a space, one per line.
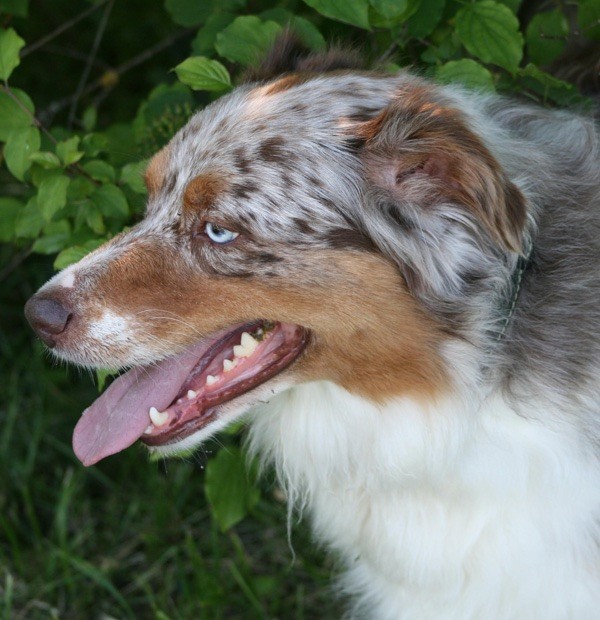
24, 295, 73, 347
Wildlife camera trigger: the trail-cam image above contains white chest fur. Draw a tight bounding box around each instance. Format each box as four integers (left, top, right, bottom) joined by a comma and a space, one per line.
247, 381, 600, 619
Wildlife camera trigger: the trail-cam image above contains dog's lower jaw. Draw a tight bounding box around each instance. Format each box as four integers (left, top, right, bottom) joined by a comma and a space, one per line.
246, 380, 600, 619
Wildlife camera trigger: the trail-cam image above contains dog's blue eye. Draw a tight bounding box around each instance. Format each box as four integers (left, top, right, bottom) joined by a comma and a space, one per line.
204, 222, 238, 244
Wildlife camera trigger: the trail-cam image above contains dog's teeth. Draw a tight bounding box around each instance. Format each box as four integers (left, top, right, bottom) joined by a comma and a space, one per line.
223, 359, 235, 372
233, 332, 259, 358
144, 424, 154, 435
187, 390, 197, 399
241, 332, 259, 353
206, 375, 217, 386
233, 345, 246, 358
149, 406, 169, 427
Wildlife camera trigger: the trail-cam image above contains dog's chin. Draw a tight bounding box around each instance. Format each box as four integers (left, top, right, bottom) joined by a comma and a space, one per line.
72, 320, 309, 467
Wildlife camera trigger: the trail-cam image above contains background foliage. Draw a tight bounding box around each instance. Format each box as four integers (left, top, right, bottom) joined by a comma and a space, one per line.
0, 0, 597, 617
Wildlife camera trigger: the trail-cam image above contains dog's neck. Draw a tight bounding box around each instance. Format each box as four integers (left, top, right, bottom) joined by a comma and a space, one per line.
246, 379, 599, 616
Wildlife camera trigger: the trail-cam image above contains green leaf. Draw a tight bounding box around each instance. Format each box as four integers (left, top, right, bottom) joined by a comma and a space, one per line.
15, 196, 43, 238
0, 197, 22, 242
164, 0, 212, 26
82, 106, 97, 132
133, 82, 193, 150
369, 0, 408, 20
120, 160, 148, 195
95, 368, 120, 392
4, 126, 40, 180
408, 0, 446, 38
38, 174, 70, 221
215, 16, 282, 66
420, 27, 462, 63
0, 87, 34, 140
526, 10, 568, 67
29, 151, 61, 169
0, 0, 29, 17
205, 448, 260, 532
497, 0, 521, 13
436, 59, 495, 90
85, 202, 105, 234
517, 63, 584, 106
68, 176, 95, 201
455, 0, 523, 72
90, 183, 129, 219
0, 28, 24, 81
54, 238, 105, 270
166, 0, 244, 27
56, 136, 84, 166
303, 0, 370, 29
260, 8, 327, 50
579, 0, 600, 41
174, 57, 231, 92
81, 132, 109, 158
82, 160, 116, 183
31, 219, 71, 254
191, 12, 236, 56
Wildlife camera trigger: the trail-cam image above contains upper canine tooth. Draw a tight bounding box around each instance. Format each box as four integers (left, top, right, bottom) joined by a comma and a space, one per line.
187, 390, 197, 399
149, 406, 169, 427
233, 333, 259, 359
206, 375, 217, 386
223, 359, 235, 372
240, 332, 259, 353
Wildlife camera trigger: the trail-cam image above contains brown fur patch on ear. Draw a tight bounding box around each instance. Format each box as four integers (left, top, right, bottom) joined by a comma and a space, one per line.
262, 73, 311, 96
145, 148, 170, 197
243, 30, 364, 83
183, 172, 228, 217
360, 87, 527, 253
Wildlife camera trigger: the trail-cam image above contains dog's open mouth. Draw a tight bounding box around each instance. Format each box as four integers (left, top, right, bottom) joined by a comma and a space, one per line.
73, 321, 308, 466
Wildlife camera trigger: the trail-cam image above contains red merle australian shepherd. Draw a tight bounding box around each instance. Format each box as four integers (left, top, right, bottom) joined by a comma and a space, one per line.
25, 37, 600, 618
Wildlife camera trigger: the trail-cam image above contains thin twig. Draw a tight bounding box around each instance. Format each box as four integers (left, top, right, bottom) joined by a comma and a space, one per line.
1, 83, 57, 144
0, 246, 32, 283
376, 40, 399, 65
21, 0, 109, 58
114, 27, 193, 75
40, 43, 111, 70
40, 28, 193, 123
68, 0, 114, 128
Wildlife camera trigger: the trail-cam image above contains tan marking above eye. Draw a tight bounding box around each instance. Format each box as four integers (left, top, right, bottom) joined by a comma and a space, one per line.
182, 172, 229, 217
144, 148, 170, 196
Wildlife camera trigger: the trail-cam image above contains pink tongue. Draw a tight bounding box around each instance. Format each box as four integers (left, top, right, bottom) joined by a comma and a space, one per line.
73, 340, 212, 466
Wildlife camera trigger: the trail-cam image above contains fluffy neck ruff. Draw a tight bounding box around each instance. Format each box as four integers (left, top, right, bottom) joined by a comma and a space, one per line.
246, 377, 600, 618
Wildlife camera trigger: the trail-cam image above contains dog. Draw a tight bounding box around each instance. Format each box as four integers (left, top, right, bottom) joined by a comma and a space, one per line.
25, 37, 600, 618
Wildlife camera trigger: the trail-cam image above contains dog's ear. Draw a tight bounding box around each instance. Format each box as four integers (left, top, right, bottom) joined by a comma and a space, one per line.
244, 30, 364, 83
355, 87, 527, 254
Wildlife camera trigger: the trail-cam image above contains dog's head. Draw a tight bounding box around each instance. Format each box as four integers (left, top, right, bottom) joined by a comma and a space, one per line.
24, 37, 527, 465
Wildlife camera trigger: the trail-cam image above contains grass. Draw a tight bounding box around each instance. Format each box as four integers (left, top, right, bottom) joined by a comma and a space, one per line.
0, 251, 339, 619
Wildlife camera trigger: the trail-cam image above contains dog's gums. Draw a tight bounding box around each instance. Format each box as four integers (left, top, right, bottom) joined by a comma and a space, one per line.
72, 321, 308, 466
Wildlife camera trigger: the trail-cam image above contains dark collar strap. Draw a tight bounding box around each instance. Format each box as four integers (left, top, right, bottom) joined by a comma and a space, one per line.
495, 238, 533, 342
